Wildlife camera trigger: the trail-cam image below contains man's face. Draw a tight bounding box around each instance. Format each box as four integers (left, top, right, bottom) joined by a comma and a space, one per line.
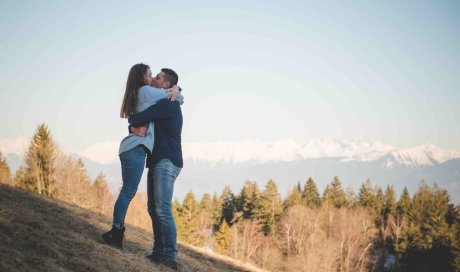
151, 72, 171, 88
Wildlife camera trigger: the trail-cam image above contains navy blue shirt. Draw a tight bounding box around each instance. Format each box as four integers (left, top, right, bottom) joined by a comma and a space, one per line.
128, 99, 183, 168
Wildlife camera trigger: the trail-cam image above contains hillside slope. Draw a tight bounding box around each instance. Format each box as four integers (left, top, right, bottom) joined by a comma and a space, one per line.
0, 184, 262, 272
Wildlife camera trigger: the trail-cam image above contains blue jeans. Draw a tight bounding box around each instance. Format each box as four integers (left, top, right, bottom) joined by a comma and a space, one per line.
112, 145, 147, 229
147, 159, 181, 262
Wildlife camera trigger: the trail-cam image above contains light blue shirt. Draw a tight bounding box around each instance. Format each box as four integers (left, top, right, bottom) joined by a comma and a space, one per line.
119, 85, 184, 155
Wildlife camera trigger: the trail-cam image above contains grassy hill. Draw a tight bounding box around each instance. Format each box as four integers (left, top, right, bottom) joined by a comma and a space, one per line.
0, 184, 263, 272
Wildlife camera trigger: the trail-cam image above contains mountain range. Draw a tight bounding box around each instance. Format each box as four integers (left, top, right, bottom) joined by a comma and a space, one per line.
2, 137, 460, 203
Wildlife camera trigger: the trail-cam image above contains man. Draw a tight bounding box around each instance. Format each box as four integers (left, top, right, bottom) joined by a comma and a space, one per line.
129, 68, 183, 270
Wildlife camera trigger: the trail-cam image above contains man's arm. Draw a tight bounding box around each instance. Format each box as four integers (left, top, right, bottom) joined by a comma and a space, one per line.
128, 99, 179, 126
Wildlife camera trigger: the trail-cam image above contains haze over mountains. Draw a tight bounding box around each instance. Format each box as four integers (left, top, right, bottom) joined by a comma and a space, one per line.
2, 137, 460, 203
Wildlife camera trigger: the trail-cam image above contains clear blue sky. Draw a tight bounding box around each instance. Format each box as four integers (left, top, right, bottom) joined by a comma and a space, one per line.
1, 0, 459, 151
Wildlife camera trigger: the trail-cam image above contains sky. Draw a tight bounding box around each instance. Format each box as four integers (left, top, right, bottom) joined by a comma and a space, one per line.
1, 0, 460, 152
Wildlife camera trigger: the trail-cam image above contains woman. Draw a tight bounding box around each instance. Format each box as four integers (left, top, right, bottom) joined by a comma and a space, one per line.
102, 63, 183, 249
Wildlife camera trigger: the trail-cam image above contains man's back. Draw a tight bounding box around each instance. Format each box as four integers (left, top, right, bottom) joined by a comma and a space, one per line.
128, 99, 183, 168
148, 100, 183, 168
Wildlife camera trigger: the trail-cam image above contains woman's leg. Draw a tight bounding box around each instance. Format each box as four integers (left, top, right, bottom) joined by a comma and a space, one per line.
112, 145, 147, 229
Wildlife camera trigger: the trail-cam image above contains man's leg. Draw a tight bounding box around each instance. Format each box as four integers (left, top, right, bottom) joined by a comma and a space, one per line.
147, 167, 163, 255
152, 159, 181, 262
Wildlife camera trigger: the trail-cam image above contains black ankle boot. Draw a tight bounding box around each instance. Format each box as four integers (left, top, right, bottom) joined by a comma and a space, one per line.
102, 227, 125, 249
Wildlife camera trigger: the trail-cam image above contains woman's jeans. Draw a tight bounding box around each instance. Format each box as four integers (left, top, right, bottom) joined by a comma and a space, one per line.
147, 159, 182, 262
112, 145, 147, 229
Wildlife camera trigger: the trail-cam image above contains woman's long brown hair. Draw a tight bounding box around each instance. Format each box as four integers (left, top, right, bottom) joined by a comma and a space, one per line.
120, 63, 150, 118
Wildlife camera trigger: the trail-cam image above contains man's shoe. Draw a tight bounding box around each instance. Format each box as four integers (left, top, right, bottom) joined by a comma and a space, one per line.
160, 260, 178, 270
102, 227, 125, 249
147, 254, 178, 270
145, 253, 157, 260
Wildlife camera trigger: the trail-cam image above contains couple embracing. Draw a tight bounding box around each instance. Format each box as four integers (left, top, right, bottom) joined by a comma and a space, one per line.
102, 64, 184, 270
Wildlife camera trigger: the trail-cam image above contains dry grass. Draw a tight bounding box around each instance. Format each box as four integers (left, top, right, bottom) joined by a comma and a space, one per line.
0, 184, 263, 272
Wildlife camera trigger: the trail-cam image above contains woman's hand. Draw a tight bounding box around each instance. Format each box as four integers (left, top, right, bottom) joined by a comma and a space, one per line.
166, 85, 180, 101
131, 126, 147, 137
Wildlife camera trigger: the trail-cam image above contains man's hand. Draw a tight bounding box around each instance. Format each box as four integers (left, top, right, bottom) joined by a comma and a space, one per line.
166, 85, 180, 101
131, 126, 147, 137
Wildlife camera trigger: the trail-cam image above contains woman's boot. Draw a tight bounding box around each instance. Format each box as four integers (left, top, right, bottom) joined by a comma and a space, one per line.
102, 227, 125, 249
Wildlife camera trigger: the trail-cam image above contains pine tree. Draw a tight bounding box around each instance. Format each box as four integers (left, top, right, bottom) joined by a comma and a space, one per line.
397, 181, 456, 271
19, 123, 56, 197
72, 159, 93, 208
215, 220, 230, 254
0, 151, 12, 185
220, 186, 235, 225
397, 186, 411, 216
92, 172, 111, 215
180, 190, 204, 246
211, 193, 223, 231
200, 192, 213, 214
374, 187, 384, 217
383, 184, 397, 218
452, 205, 460, 271
302, 177, 321, 209
258, 179, 283, 235
173, 198, 186, 242
330, 176, 347, 208
358, 179, 375, 209
239, 181, 262, 220
13, 166, 27, 188
296, 181, 302, 192
322, 184, 333, 207
232, 194, 243, 224
284, 186, 302, 210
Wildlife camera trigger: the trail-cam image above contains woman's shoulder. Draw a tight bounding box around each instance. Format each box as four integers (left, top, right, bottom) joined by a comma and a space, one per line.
138, 85, 167, 97
137, 85, 169, 104
138, 85, 166, 93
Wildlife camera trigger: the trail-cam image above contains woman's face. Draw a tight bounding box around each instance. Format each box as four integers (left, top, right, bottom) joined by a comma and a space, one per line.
143, 68, 152, 85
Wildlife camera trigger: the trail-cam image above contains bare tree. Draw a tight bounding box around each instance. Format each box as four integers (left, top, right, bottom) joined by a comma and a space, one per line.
329, 207, 377, 272
253, 236, 283, 271
280, 205, 337, 272
229, 220, 264, 262
387, 213, 407, 245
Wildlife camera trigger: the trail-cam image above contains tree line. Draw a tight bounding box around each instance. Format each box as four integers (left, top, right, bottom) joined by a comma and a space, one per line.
1, 123, 459, 271
172, 177, 460, 272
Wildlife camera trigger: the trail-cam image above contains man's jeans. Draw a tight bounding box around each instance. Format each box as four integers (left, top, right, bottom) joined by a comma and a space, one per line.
147, 159, 181, 262
112, 145, 147, 229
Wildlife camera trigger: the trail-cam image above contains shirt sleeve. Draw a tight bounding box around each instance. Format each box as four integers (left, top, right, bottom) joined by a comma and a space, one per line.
128, 100, 179, 126
140, 85, 184, 106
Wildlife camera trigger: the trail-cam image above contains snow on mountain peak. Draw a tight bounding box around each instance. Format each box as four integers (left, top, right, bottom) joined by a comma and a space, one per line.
0, 136, 30, 156
77, 141, 119, 165
1, 136, 459, 167
183, 138, 398, 165
390, 143, 460, 167
72, 139, 459, 166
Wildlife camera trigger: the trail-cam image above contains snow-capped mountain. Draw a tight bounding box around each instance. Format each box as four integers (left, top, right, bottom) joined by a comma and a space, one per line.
77, 141, 119, 165
2, 137, 459, 203
0, 136, 29, 156
182, 139, 399, 165
182, 139, 459, 168
389, 143, 460, 167
4, 137, 459, 167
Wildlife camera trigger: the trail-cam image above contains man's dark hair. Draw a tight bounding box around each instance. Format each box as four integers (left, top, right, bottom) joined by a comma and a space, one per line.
161, 68, 178, 86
